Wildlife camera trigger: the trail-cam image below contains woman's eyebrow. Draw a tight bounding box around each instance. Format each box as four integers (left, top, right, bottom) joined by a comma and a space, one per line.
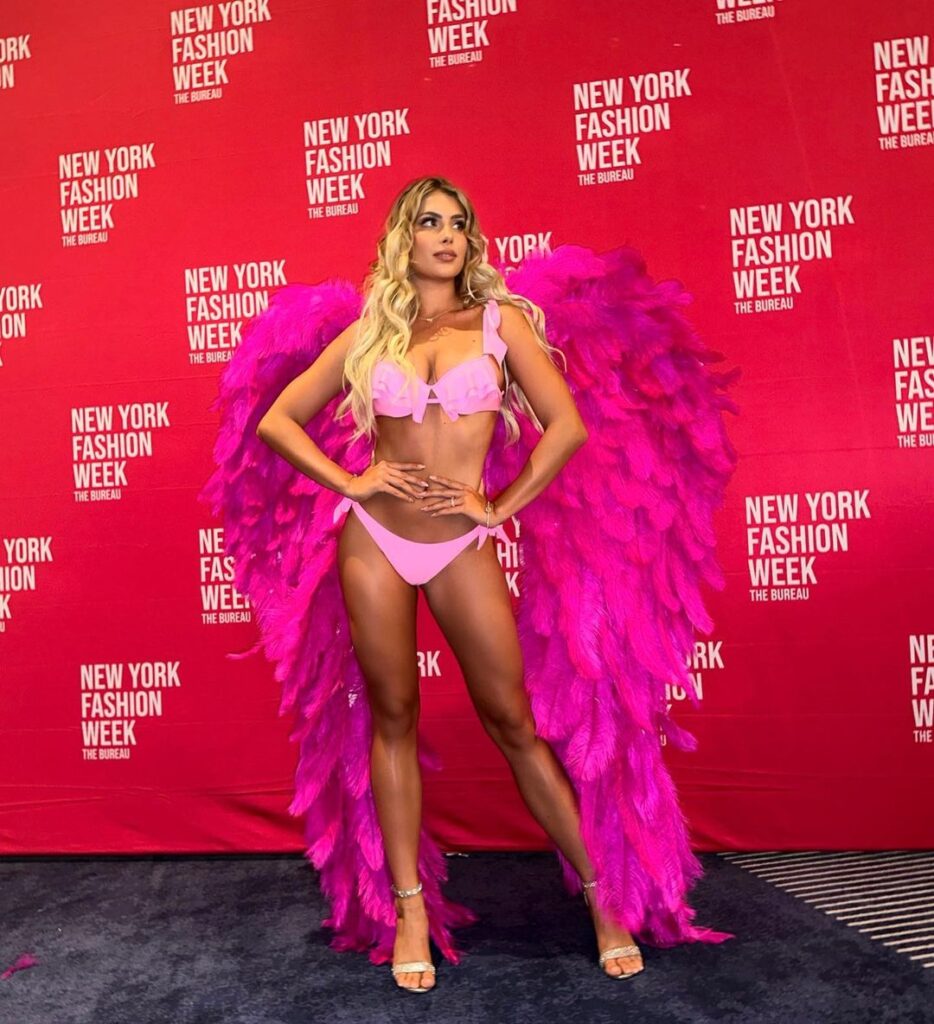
420, 211, 465, 218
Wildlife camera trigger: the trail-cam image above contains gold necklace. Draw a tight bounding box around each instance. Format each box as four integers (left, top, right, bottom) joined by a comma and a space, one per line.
415, 301, 462, 323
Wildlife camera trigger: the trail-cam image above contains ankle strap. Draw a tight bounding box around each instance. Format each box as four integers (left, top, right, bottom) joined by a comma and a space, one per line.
582, 878, 597, 889
391, 880, 423, 898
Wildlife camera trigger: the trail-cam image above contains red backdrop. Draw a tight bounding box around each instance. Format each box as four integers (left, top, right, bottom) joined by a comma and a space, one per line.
1, 0, 932, 855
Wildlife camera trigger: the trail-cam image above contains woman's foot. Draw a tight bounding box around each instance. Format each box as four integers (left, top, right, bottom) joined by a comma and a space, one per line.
583, 883, 644, 978
391, 887, 436, 992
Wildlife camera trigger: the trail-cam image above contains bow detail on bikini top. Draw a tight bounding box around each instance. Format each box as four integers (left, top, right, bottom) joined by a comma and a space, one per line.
371, 299, 508, 423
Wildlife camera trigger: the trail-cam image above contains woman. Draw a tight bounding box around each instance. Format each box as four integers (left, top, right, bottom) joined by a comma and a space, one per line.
255, 176, 642, 991
202, 175, 735, 994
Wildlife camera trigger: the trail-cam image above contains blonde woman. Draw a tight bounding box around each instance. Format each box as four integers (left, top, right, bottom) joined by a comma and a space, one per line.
203, 175, 735, 994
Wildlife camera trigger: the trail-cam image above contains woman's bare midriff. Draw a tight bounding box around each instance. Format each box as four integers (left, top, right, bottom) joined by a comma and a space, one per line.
358, 308, 506, 542
363, 405, 500, 541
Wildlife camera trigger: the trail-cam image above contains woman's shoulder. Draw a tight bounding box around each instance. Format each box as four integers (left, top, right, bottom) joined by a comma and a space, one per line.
329, 315, 363, 356
484, 293, 530, 312
490, 297, 529, 326
490, 298, 541, 354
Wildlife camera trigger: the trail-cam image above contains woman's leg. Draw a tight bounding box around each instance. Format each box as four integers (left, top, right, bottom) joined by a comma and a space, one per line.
337, 509, 434, 990
421, 539, 643, 977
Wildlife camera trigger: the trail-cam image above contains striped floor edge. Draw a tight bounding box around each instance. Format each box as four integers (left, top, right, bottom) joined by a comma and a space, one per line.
718, 850, 934, 968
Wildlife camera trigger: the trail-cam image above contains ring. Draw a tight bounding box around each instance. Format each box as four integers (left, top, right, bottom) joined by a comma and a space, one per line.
450, 496, 454, 506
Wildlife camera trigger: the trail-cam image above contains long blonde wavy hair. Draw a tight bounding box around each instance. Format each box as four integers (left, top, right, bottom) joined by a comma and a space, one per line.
335, 175, 565, 445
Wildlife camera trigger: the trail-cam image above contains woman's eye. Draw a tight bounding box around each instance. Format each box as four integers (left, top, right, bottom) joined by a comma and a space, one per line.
418, 217, 466, 228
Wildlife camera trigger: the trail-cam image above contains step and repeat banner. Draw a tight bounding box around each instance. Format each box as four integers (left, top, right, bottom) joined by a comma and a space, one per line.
1, 0, 932, 855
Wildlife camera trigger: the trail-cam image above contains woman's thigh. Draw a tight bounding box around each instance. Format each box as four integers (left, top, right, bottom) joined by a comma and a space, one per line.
420, 537, 533, 744
337, 509, 419, 726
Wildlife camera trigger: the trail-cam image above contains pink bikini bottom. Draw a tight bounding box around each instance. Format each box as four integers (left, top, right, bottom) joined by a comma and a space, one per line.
333, 494, 508, 586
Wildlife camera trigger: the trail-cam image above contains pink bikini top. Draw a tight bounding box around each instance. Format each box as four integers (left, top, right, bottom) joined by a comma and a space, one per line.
371, 299, 508, 423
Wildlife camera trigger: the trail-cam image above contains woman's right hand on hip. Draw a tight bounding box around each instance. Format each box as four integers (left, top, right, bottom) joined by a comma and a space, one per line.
344, 460, 429, 503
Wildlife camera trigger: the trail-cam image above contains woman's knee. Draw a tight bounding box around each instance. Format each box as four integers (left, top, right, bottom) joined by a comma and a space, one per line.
477, 694, 538, 754
369, 689, 421, 742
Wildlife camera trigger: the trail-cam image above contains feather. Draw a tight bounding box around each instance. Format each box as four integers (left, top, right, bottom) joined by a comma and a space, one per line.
199, 281, 477, 965
482, 243, 738, 944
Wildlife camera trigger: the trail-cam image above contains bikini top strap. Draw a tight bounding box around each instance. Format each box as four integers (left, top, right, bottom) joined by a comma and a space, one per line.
482, 298, 508, 367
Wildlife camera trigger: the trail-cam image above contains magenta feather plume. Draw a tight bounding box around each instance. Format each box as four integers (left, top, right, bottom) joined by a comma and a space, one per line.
482, 243, 739, 944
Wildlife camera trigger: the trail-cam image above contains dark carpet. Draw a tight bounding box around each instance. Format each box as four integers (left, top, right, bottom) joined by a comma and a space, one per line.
1, 850, 931, 1024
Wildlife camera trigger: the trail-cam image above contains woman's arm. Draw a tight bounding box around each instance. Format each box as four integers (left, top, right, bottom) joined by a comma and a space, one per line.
255, 319, 359, 497
489, 303, 588, 526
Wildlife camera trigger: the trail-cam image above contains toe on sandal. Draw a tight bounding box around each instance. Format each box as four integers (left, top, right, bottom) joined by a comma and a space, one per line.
598, 944, 643, 979
390, 960, 436, 993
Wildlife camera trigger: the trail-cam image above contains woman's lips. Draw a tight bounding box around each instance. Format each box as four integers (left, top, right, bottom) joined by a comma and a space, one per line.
434, 253, 457, 262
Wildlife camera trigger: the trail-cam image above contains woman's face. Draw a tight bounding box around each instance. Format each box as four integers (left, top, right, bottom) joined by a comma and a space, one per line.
409, 190, 468, 283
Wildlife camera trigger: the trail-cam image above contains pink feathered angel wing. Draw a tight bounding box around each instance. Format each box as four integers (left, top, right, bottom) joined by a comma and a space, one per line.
483, 243, 739, 945
200, 242, 738, 965
199, 280, 478, 965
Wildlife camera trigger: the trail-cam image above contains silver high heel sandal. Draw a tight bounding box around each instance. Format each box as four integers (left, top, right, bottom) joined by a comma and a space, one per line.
389, 880, 437, 994
582, 878, 644, 979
